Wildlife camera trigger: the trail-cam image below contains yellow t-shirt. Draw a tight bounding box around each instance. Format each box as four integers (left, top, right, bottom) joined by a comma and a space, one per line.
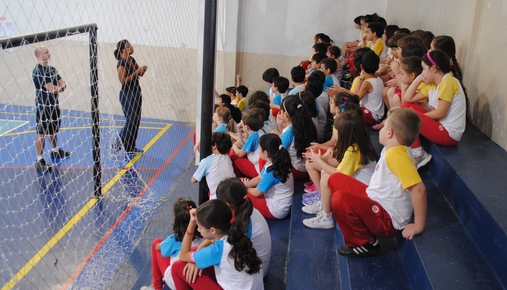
385, 146, 422, 190
350, 77, 361, 94
337, 144, 363, 176
237, 97, 247, 112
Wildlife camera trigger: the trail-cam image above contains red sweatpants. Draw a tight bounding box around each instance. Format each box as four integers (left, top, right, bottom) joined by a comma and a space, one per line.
401, 102, 459, 148
229, 151, 259, 178
247, 193, 277, 219
361, 107, 377, 125
328, 172, 398, 247
171, 260, 222, 290
150, 238, 171, 290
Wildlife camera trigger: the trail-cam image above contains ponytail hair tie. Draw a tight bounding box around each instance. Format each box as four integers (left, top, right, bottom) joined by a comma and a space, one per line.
230, 216, 235, 224
228, 115, 232, 120
278, 144, 283, 150
297, 104, 303, 109
187, 205, 192, 210
243, 194, 248, 200
426, 52, 440, 70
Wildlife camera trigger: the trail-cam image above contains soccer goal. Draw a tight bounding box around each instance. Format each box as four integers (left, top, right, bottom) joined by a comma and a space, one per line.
0, 1, 205, 288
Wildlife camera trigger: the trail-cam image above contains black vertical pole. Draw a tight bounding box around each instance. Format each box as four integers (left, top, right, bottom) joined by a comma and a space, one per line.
89, 26, 102, 197
199, 0, 217, 205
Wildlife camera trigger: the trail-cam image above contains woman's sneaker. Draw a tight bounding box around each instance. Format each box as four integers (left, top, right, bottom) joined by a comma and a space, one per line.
302, 200, 322, 214
35, 158, 49, 172
338, 238, 381, 257
302, 211, 334, 229
51, 148, 71, 159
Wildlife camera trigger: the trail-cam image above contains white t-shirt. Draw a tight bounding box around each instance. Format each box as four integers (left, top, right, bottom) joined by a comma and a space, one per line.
361, 77, 385, 121
193, 154, 236, 199
280, 125, 306, 172
193, 236, 264, 290
249, 209, 271, 277
425, 73, 466, 141
257, 163, 294, 219
366, 146, 422, 230
162, 235, 203, 290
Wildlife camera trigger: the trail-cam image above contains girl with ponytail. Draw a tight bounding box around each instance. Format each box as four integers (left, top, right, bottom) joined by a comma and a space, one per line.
276, 95, 317, 180
243, 133, 294, 219
217, 178, 271, 277
174, 199, 263, 290
402, 49, 466, 169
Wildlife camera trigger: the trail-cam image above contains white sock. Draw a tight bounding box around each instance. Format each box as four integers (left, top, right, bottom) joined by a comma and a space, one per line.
411, 146, 422, 157
37, 155, 43, 161
52, 147, 59, 152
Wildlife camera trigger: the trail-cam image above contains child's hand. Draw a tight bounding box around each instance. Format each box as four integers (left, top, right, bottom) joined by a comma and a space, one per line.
402, 223, 423, 240
276, 112, 284, 127
237, 121, 244, 132
326, 85, 340, 96
324, 148, 334, 159
183, 262, 202, 283
308, 142, 321, 151
155, 242, 161, 251
193, 142, 200, 153
236, 74, 242, 83
360, 69, 367, 79
386, 78, 397, 87
189, 208, 197, 224
390, 60, 400, 74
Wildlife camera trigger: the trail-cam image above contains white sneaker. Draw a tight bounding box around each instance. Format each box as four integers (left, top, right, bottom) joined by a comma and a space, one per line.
140, 285, 154, 290
303, 211, 334, 229
415, 150, 432, 169
302, 200, 322, 214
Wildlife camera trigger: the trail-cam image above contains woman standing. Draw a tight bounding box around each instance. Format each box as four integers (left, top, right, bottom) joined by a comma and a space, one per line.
113, 39, 147, 155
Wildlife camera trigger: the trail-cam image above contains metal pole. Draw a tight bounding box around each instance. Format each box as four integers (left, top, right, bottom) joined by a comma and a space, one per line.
89, 27, 102, 197
199, 0, 217, 205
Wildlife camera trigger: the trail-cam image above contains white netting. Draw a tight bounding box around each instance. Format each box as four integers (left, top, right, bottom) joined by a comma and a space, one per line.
0, 0, 216, 289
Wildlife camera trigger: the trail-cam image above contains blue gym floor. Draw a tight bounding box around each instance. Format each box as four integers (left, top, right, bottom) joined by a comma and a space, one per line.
0, 104, 195, 289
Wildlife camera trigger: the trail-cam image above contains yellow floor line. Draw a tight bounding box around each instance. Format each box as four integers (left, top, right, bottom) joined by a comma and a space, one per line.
1, 123, 172, 290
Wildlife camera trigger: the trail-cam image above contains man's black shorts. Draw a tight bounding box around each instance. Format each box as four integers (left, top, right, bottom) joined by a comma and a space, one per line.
36, 106, 61, 135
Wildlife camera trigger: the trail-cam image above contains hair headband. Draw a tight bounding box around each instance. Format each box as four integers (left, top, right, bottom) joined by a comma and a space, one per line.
426, 52, 440, 70
278, 144, 283, 150
297, 104, 303, 109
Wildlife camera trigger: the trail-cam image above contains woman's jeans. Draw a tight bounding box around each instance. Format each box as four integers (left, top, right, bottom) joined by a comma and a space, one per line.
118, 90, 142, 153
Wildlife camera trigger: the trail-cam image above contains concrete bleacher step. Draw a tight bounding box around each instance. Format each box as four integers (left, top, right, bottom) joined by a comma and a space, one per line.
425, 123, 507, 288
285, 185, 340, 289
397, 172, 502, 289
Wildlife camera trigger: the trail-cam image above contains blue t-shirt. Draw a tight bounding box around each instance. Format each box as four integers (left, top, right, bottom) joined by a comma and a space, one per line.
273, 94, 282, 105
214, 123, 227, 132
160, 234, 182, 258
243, 131, 259, 153
257, 165, 281, 194
323, 75, 334, 91
280, 125, 294, 148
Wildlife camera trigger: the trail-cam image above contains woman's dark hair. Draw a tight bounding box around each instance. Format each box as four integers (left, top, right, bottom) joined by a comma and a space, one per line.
220, 93, 231, 104
401, 42, 426, 58
262, 68, 280, 83
216, 178, 253, 233
281, 96, 317, 159
333, 111, 376, 165
420, 31, 435, 51
196, 199, 261, 275
296, 91, 318, 118
173, 197, 200, 242
401, 56, 423, 75
259, 134, 291, 183
354, 15, 363, 25
422, 50, 451, 74
114, 39, 128, 60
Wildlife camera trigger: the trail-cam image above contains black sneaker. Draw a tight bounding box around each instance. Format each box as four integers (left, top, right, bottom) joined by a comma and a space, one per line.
51, 149, 71, 159
35, 158, 49, 172
126, 148, 144, 155
338, 238, 381, 257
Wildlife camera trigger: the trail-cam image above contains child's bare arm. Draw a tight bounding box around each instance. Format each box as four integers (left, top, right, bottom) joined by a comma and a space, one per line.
402, 182, 427, 240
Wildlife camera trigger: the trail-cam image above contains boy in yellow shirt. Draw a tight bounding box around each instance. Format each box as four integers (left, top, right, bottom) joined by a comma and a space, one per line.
328, 108, 427, 257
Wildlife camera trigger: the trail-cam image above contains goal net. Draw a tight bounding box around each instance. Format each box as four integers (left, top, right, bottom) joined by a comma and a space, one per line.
0, 1, 213, 289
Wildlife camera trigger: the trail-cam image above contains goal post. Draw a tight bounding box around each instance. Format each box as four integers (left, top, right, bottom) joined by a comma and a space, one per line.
0, 23, 103, 198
